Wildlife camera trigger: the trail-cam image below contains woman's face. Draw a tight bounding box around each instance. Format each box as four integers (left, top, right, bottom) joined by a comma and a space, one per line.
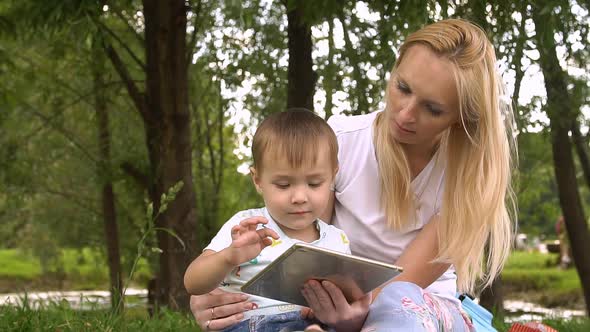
387, 45, 460, 150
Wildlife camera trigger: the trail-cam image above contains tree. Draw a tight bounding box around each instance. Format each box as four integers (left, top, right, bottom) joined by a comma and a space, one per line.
104, 0, 199, 310
532, 0, 590, 316
285, 1, 316, 110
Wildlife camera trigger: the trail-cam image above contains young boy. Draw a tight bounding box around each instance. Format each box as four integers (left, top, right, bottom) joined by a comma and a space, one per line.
184, 109, 350, 332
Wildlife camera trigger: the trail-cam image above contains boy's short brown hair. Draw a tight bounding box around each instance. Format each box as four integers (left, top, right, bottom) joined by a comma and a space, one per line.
252, 109, 338, 172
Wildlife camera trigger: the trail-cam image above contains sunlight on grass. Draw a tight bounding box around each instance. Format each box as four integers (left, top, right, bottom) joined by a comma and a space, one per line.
0, 248, 152, 290
0, 250, 40, 279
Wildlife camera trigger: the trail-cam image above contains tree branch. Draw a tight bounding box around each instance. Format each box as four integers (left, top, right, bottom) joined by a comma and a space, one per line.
103, 41, 150, 123
121, 161, 150, 191
111, 6, 146, 45
186, 0, 203, 66
96, 18, 146, 71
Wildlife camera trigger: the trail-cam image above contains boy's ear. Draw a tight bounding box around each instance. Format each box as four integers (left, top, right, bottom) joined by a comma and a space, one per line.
250, 167, 263, 193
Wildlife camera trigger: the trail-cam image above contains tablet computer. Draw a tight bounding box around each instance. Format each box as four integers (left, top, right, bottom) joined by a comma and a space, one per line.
240, 242, 403, 306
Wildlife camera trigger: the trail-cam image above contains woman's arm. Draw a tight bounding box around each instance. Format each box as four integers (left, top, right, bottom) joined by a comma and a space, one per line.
395, 215, 450, 285
374, 215, 450, 297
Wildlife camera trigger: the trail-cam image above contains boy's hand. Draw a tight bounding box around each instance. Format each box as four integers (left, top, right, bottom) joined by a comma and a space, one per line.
302, 280, 371, 332
225, 217, 279, 266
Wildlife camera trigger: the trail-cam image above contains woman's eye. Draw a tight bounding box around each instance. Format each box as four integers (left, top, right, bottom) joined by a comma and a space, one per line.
426, 105, 443, 116
397, 81, 411, 94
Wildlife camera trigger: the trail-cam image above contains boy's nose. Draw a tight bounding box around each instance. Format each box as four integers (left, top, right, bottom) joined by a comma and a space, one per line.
291, 188, 308, 204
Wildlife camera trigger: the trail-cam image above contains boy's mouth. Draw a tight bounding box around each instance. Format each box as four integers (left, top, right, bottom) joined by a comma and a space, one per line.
289, 211, 311, 215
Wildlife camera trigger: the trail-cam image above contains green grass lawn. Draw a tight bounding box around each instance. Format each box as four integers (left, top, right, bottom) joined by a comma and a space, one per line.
0, 248, 152, 292
0, 250, 42, 279
502, 251, 583, 308
0, 303, 200, 332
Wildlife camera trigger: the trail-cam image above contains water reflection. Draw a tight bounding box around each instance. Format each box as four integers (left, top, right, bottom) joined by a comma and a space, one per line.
504, 299, 585, 322
0, 289, 147, 310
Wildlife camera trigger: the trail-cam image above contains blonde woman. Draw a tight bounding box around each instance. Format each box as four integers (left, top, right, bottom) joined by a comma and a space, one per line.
190, 19, 516, 332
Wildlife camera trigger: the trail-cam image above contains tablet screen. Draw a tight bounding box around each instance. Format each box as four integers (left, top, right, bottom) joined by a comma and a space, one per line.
241, 243, 403, 306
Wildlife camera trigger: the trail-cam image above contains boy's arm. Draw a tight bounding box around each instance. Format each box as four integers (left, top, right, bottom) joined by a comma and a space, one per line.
184, 249, 236, 295
184, 216, 280, 295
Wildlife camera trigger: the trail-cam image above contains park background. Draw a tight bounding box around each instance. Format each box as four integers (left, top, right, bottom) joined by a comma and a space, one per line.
0, 0, 589, 331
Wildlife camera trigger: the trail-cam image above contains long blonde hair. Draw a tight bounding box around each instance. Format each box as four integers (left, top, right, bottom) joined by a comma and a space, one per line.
374, 19, 517, 293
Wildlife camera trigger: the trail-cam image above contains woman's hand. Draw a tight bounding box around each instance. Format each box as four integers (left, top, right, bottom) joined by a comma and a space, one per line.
189, 289, 255, 331
301, 280, 371, 332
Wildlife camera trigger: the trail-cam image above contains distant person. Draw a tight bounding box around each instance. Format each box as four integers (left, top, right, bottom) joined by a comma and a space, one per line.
555, 216, 571, 269
184, 110, 351, 332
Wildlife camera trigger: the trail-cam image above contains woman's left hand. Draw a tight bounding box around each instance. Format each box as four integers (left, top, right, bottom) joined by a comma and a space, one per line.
301, 280, 371, 332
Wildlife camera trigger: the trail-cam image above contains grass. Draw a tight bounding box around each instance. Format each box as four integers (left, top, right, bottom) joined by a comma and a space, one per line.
502, 251, 583, 308
0, 302, 588, 332
0, 302, 200, 332
0, 248, 152, 292
0, 250, 41, 279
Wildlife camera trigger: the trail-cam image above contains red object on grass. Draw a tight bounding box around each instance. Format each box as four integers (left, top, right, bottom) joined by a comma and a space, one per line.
508, 322, 558, 332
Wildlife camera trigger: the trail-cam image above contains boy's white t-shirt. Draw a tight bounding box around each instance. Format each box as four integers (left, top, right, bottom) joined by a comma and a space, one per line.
205, 207, 351, 319
327, 111, 458, 300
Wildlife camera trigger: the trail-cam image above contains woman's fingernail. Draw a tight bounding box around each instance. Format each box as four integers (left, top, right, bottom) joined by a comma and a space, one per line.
236, 313, 244, 320
241, 294, 248, 301
252, 303, 258, 309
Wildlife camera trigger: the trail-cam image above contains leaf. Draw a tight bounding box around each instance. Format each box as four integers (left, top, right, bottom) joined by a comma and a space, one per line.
153, 227, 186, 250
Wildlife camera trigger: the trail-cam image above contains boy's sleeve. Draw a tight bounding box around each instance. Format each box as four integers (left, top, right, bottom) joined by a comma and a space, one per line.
341, 231, 352, 255
330, 226, 352, 255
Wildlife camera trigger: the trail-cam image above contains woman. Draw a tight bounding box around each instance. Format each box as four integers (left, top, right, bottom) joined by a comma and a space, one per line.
191, 18, 516, 331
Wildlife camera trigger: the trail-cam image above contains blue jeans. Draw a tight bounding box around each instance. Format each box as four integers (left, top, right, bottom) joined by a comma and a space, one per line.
223, 310, 315, 332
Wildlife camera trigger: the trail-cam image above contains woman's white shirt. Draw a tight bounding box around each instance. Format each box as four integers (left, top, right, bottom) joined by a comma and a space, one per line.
328, 111, 458, 300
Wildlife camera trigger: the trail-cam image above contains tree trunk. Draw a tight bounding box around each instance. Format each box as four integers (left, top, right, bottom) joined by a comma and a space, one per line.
572, 122, 590, 190
286, 4, 316, 110
93, 50, 123, 312
479, 276, 504, 316
532, 2, 590, 316
142, 0, 199, 311
323, 18, 335, 120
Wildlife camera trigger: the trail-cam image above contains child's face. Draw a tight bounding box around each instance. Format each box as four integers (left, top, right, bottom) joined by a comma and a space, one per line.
251, 144, 336, 235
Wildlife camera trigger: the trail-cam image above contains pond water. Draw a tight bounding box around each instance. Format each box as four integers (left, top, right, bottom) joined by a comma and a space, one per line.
0, 290, 585, 322
0, 289, 147, 310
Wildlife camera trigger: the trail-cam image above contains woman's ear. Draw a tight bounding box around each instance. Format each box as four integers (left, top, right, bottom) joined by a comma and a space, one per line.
250, 167, 262, 193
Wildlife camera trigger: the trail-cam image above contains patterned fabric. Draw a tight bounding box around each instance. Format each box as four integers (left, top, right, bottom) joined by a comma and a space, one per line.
362, 281, 476, 331
222, 310, 316, 332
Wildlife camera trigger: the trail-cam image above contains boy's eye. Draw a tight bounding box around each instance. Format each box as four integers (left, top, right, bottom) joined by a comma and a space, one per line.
274, 183, 289, 189
309, 182, 323, 188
